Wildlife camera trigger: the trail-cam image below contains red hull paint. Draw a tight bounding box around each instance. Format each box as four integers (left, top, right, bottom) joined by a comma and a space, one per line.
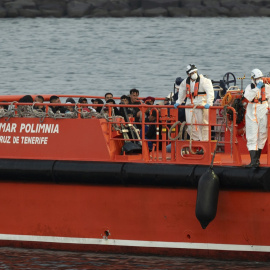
1, 97, 270, 261
0, 182, 270, 260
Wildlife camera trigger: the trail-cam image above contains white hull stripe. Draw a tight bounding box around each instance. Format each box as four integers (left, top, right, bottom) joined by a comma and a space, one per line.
0, 234, 269, 253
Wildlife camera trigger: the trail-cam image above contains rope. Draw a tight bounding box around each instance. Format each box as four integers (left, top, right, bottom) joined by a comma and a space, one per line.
17, 105, 33, 117
47, 108, 64, 119
189, 105, 198, 154
0, 108, 15, 119
31, 103, 47, 122
168, 121, 187, 141
0, 101, 116, 122
111, 115, 125, 132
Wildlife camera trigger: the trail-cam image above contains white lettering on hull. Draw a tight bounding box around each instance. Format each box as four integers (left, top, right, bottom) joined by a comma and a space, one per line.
0, 123, 59, 145
19, 124, 59, 134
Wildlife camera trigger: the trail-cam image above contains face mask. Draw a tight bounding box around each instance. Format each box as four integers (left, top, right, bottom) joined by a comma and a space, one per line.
256, 79, 263, 85
191, 73, 198, 80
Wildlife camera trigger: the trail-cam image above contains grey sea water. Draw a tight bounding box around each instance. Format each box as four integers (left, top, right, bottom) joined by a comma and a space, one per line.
0, 247, 270, 270
1, 17, 270, 98
1, 17, 270, 268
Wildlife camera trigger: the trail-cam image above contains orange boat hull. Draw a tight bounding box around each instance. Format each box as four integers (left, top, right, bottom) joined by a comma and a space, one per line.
0, 181, 270, 261
0, 99, 270, 261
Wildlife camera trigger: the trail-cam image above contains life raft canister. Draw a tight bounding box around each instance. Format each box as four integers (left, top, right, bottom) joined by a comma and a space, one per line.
186, 76, 200, 100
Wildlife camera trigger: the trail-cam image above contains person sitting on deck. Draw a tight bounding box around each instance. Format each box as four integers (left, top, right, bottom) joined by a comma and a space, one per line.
65, 98, 76, 115
34, 95, 45, 111
164, 97, 170, 105
105, 99, 120, 116
18, 95, 33, 116
91, 98, 104, 113
128, 88, 142, 128
65, 102, 75, 115
105, 92, 113, 102
18, 95, 33, 103
119, 95, 132, 118
78, 97, 96, 113
143, 96, 155, 121
49, 95, 65, 114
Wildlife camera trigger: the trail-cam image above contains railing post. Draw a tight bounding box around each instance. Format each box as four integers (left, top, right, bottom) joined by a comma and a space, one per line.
232, 107, 242, 165
170, 108, 178, 161
141, 106, 149, 161
160, 108, 167, 161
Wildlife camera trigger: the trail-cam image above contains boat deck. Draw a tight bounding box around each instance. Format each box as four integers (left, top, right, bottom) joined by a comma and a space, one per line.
0, 94, 269, 168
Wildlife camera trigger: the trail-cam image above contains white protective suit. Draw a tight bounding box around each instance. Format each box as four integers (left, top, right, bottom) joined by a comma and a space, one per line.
244, 83, 270, 151
177, 74, 214, 141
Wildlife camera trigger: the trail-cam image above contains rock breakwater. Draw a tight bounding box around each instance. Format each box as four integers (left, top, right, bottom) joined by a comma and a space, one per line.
0, 0, 269, 18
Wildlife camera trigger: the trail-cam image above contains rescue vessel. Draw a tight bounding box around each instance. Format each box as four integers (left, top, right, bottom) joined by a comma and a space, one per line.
0, 73, 270, 261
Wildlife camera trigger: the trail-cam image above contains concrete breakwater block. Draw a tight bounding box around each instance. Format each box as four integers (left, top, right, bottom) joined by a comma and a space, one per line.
0, 0, 269, 18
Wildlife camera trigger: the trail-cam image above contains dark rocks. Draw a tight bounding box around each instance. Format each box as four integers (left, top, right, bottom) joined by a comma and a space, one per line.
67, 0, 92, 17
0, 0, 268, 17
167, 7, 189, 17
36, 0, 66, 17
141, 0, 179, 9
143, 7, 168, 16
0, 6, 7, 17
19, 8, 41, 17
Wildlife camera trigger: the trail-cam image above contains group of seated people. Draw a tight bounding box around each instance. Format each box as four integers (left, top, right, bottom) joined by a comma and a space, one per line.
0, 88, 181, 152
10, 88, 175, 121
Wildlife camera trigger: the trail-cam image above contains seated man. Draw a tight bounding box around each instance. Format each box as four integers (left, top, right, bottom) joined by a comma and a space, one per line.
106, 99, 120, 116
65, 102, 75, 115
119, 95, 132, 117
34, 95, 45, 111
50, 95, 65, 114
78, 97, 96, 112
128, 88, 141, 128
91, 98, 104, 113
143, 96, 155, 121
18, 95, 34, 116
105, 92, 113, 102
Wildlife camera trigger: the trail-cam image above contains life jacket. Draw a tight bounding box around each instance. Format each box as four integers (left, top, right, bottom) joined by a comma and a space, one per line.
186, 76, 200, 99
251, 83, 266, 103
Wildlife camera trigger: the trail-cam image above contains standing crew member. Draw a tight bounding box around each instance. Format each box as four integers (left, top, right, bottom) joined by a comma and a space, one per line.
174, 64, 214, 141
244, 68, 270, 167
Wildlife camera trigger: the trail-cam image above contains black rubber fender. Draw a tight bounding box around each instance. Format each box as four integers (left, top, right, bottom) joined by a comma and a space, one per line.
195, 168, 219, 229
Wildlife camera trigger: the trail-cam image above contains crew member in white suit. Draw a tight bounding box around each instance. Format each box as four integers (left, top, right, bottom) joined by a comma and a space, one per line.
244, 68, 270, 167
174, 64, 214, 142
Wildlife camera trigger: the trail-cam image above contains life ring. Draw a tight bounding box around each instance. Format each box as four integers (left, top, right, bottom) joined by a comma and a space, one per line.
221, 92, 233, 106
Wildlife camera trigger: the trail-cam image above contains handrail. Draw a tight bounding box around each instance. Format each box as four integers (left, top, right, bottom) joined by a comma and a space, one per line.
0, 95, 167, 102
0, 99, 249, 166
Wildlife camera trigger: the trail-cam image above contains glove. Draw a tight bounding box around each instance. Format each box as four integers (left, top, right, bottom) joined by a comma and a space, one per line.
204, 104, 210, 109
256, 81, 263, 89
174, 103, 180, 109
